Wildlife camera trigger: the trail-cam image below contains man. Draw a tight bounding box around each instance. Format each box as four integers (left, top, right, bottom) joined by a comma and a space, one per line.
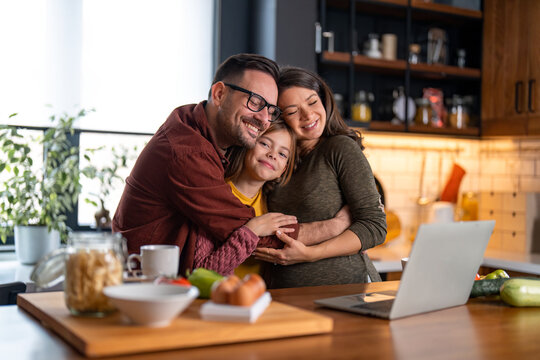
113, 54, 347, 275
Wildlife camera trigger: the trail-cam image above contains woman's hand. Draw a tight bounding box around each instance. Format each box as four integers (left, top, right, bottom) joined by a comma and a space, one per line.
254, 230, 314, 265
245, 212, 297, 237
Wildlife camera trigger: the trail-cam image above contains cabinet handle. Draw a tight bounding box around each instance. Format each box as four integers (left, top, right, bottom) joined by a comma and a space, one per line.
515, 81, 523, 114
528, 79, 536, 113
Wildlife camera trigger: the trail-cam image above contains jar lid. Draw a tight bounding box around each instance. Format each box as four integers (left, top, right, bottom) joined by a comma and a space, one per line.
30, 247, 67, 289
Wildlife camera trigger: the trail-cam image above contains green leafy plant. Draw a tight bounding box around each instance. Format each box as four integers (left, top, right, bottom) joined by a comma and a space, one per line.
0, 110, 89, 243
81, 144, 139, 228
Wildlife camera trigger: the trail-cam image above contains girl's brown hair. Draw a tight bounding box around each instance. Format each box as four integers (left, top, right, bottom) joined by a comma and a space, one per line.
225, 120, 298, 191
278, 66, 364, 150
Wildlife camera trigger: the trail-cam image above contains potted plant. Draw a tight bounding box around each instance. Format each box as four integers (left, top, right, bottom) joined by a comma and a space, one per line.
0, 110, 88, 264
81, 144, 138, 229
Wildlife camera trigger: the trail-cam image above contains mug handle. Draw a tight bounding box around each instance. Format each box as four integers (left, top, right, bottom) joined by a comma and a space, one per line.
127, 254, 142, 276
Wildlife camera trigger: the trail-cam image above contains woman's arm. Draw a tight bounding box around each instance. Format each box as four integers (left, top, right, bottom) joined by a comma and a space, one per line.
254, 229, 361, 265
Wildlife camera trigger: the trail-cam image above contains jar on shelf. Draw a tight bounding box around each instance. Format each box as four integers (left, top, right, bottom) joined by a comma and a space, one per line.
64, 232, 125, 317
351, 90, 374, 123
409, 43, 421, 64
414, 98, 433, 126
447, 95, 470, 129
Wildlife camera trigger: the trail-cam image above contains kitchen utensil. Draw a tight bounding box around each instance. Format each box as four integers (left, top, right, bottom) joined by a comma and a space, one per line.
103, 283, 199, 327
440, 163, 466, 203
374, 176, 401, 244
427, 28, 447, 64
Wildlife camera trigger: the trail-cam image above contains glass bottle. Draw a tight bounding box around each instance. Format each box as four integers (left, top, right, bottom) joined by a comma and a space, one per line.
351, 91, 373, 123
64, 232, 125, 317
447, 95, 470, 129
414, 98, 433, 126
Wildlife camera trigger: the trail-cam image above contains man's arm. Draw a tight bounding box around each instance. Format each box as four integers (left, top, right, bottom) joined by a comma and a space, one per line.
296, 205, 351, 245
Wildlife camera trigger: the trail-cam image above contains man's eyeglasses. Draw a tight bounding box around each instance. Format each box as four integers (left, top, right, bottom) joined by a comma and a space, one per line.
224, 83, 281, 122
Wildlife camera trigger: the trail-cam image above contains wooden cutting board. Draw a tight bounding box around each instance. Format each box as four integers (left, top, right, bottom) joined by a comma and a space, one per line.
17, 291, 333, 358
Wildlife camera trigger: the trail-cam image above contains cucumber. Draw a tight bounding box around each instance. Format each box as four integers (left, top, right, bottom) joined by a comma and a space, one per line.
500, 279, 540, 307
470, 277, 539, 298
470, 278, 508, 298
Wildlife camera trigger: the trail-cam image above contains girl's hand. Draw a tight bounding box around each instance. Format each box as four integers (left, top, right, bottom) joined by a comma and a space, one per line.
254, 230, 313, 265
245, 212, 297, 237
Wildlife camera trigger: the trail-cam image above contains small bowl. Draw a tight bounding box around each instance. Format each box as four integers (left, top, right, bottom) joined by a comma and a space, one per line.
103, 283, 199, 327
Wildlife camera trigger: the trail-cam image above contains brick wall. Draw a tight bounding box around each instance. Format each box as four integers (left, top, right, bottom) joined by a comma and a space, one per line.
361, 133, 540, 249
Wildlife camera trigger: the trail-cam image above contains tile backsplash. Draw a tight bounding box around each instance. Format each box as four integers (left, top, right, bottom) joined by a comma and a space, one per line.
362, 133, 540, 250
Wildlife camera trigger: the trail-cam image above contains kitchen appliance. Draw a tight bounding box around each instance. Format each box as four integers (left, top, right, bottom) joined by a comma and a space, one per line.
315, 220, 495, 320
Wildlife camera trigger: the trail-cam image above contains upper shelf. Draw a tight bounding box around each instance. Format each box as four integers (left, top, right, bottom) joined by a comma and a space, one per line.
322, 51, 481, 79
410, 0, 482, 19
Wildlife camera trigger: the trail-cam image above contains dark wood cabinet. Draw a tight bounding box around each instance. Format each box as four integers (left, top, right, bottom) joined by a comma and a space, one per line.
482, 0, 540, 136
317, 0, 483, 137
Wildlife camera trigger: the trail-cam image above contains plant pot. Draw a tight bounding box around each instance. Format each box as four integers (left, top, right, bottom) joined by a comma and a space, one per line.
14, 225, 61, 265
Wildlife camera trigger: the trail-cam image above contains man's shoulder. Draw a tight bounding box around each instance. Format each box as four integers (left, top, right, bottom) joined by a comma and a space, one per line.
162, 103, 216, 153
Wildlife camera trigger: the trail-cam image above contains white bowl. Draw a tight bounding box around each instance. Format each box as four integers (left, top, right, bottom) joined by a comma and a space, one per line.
103, 283, 199, 327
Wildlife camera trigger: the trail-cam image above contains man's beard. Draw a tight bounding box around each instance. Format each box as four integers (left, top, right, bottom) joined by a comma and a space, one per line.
216, 108, 263, 149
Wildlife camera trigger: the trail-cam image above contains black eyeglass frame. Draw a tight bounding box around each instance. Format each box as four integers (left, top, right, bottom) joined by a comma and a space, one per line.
223, 83, 281, 121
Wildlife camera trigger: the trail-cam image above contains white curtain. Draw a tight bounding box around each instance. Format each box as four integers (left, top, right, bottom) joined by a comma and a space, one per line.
0, 0, 215, 133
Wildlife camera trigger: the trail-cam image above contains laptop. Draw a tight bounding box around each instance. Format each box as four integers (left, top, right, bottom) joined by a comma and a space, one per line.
314, 220, 495, 320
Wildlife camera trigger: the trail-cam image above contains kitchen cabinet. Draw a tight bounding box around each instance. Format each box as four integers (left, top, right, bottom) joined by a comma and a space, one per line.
317, 0, 483, 137
481, 0, 540, 136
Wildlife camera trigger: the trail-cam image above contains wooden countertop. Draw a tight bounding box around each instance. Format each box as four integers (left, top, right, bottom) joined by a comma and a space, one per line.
2, 281, 540, 359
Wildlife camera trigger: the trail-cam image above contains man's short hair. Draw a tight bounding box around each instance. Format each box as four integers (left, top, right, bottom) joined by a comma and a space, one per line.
212, 53, 279, 85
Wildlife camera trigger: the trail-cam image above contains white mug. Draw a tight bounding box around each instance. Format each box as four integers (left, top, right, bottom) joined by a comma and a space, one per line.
127, 245, 179, 278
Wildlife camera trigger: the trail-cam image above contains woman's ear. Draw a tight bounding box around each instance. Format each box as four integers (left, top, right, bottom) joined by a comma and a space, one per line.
210, 81, 227, 106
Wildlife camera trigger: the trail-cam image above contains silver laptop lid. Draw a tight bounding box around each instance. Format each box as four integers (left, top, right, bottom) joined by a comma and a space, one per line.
389, 220, 495, 319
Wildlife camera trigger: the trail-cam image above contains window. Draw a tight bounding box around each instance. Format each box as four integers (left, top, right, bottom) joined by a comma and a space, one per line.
0, 0, 215, 235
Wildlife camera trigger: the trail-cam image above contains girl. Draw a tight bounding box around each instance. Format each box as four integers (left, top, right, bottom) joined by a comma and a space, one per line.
192, 121, 297, 275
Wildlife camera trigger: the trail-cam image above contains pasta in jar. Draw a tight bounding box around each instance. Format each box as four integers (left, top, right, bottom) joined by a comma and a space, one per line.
64, 233, 124, 317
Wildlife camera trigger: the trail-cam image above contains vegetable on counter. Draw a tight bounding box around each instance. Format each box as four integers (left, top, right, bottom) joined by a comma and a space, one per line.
470, 277, 540, 298
500, 279, 540, 307
483, 269, 510, 280
187, 268, 224, 299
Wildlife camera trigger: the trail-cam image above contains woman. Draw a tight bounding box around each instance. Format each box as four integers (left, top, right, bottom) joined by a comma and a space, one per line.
254, 66, 387, 288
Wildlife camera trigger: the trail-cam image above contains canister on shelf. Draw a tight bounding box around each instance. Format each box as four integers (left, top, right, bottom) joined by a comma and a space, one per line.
447, 95, 470, 129
414, 97, 433, 126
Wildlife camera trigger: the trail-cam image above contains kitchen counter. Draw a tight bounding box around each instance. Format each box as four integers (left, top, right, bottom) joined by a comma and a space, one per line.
368, 240, 540, 275
2, 281, 540, 359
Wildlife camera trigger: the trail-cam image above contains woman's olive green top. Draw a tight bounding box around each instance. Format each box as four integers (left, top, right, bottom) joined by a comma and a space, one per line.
265, 135, 387, 288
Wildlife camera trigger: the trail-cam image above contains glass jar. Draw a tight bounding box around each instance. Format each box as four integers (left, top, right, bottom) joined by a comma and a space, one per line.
351, 91, 374, 123
447, 96, 470, 129
459, 192, 478, 221
64, 232, 124, 317
414, 98, 433, 126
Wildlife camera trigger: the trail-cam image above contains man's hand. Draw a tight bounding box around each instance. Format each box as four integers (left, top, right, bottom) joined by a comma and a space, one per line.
245, 212, 297, 237
254, 230, 313, 265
